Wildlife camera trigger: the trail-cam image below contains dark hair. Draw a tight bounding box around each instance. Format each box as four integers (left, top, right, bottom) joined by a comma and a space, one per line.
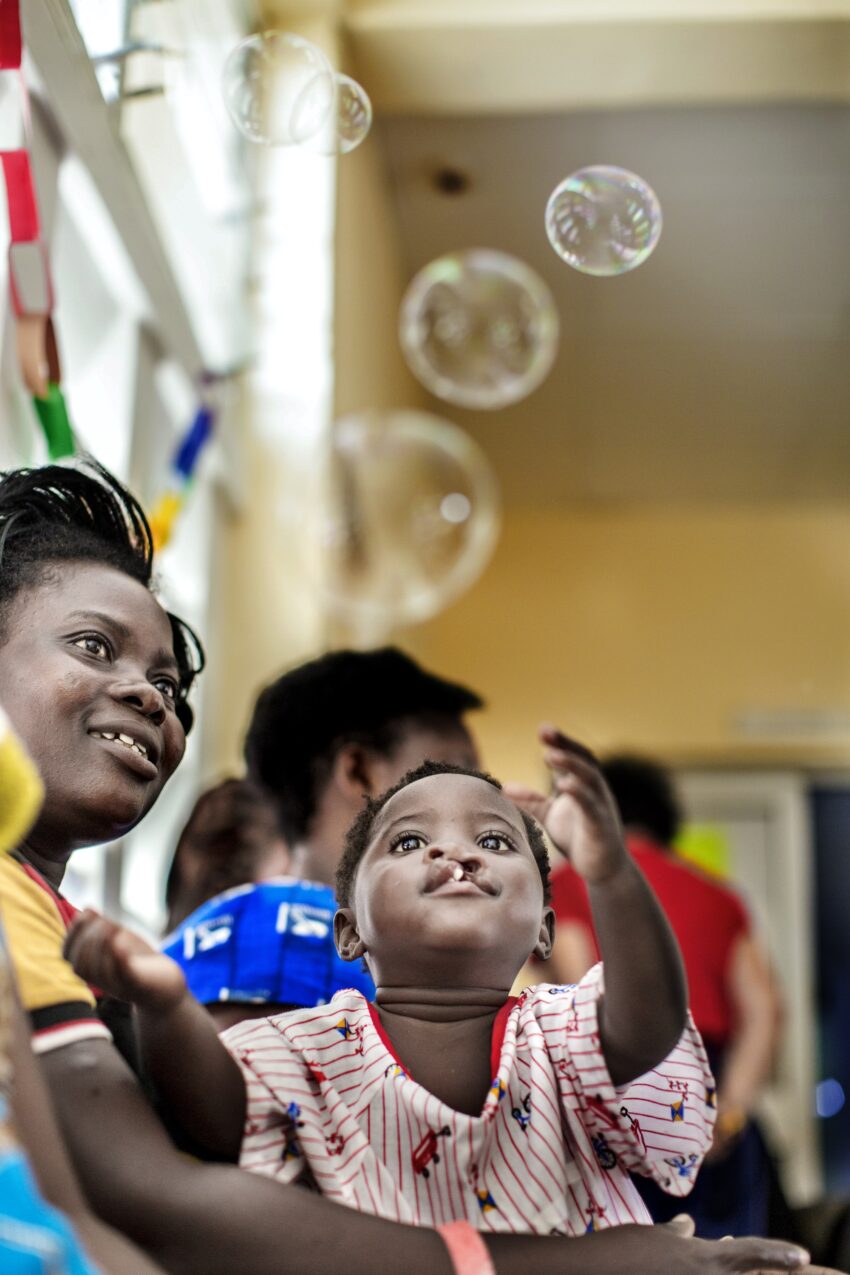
244, 648, 483, 843
164, 777, 284, 929
335, 759, 551, 908
0, 458, 204, 732
601, 755, 681, 846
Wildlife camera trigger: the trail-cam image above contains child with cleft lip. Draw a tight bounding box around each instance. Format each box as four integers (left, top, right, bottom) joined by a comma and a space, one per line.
65, 734, 716, 1255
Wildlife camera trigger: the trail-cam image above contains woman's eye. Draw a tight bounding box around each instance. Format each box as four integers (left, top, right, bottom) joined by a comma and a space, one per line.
73, 635, 110, 660
389, 834, 424, 854
154, 677, 179, 702
479, 832, 512, 852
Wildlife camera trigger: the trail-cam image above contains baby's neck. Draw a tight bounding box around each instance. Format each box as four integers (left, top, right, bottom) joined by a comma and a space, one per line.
374, 984, 508, 1024
373, 986, 512, 1115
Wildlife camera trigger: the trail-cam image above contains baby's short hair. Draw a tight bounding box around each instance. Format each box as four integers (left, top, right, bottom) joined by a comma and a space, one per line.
335, 759, 551, 907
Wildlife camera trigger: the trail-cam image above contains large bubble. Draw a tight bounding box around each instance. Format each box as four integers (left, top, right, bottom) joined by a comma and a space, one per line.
545, 165, 662, 276
399, 249, 559, 410
222, 31, 334, 147
319, 410, 501, 629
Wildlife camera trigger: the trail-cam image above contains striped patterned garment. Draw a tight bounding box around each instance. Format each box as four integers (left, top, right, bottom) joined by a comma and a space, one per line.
223, 965, 716, 1236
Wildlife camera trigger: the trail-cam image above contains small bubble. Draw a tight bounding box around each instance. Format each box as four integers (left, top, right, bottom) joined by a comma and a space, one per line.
302, 73, 373, 155
222, 31, 334, 147
545, 165, 662, 276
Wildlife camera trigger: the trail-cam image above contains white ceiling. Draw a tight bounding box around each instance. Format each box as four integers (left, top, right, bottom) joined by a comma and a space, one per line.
378, 102, 850, 506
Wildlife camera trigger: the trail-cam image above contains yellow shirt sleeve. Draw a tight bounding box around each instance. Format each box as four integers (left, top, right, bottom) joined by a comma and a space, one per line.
0, 857, 109, 1053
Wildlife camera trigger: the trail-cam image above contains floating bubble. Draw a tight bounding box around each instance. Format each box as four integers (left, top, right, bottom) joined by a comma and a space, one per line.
319, 410, 500, 628
545, 165, 662, 277
222, 31, 334, 146
399, 249, 559, 411
301, 73, 373, 155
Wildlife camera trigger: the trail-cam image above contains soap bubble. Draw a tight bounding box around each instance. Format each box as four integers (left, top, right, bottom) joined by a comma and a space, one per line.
222, 31, 334, 146
545, 165, 662, 276
319, 410, 500, 628
399, 249, 559, 410
301, 73, 373, 155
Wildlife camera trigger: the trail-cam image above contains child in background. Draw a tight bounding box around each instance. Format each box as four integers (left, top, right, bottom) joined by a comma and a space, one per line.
161, 778, 375, 1032
67, 737, 714, 1238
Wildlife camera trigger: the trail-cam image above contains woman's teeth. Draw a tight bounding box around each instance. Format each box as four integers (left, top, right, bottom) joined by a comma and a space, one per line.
90, 730, 148, 759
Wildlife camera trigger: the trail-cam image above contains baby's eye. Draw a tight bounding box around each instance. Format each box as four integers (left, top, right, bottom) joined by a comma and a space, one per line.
478, 832, 514, 852
389, 833, 425, 854
73, 635, 111, 660
153, 676, 179, 703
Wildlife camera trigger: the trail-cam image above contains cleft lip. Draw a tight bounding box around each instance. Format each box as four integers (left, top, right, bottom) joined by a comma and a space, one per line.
423, 860, 496, 896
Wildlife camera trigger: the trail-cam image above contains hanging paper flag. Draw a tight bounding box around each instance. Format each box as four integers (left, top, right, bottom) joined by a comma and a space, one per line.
149, 401, 216, 552
0, 1, 22, 71
0, 1, 76, 459
32, 382, 75, 460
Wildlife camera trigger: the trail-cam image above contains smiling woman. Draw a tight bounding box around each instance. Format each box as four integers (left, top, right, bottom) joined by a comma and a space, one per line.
0, 457, 203, 1055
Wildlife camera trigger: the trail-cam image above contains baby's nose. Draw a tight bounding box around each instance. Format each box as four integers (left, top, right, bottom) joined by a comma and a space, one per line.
426, 842, 481, 866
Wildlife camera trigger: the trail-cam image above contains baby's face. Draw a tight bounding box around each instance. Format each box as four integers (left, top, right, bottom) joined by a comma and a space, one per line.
348, 772, 551, 987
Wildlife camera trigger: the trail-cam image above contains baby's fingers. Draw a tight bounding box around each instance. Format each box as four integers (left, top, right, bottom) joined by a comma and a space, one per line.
538, 724, 599, 767
63, 908, 111, 972
63, 909, 135, 991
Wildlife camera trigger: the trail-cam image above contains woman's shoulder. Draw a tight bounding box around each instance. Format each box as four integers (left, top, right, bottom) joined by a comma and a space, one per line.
0, 854, 68, 934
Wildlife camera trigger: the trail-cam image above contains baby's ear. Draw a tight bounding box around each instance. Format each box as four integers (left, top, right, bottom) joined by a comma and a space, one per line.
533, 907, 555, 962
334, 908, 367, 962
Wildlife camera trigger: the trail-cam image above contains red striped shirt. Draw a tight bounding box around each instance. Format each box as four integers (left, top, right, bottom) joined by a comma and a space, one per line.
224, 966, 715, 1236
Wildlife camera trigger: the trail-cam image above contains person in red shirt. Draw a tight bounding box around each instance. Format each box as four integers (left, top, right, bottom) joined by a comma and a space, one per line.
547, 754, 782, 1239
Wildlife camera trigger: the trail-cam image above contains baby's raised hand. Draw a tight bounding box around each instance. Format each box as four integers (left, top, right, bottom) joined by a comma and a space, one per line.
63, 909, 186, 1012
504, 725, 627, 885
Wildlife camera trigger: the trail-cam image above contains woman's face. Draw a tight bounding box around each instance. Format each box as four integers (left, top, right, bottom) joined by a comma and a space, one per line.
0, 561, 187, 854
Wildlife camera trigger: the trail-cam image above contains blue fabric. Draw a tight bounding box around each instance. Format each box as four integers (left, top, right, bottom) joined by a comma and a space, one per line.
162, 879, 375, 1009
0, 1147, 100, 1274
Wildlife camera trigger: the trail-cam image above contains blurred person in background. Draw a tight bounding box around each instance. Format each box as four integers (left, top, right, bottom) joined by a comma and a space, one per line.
162, 648, 482, 1029
164, 777, 290, 932
546, 753, 782, 1239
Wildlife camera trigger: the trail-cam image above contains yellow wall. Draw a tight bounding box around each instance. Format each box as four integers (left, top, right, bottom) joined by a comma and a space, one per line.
404, 503, 850, 787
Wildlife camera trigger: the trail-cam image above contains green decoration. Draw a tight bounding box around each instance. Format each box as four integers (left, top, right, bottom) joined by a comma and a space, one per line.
32, 383, 75, 460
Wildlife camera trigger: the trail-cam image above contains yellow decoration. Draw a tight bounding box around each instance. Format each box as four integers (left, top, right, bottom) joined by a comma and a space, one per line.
0, 709, 43, 854
149, 490, 184, 553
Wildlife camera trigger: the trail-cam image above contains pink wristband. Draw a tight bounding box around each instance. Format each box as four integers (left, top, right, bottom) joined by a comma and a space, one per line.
437, 1221, 497, 1275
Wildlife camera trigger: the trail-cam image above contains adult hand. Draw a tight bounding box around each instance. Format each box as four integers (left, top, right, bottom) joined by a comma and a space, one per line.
588, 1217, 815, 1274
63, 909, 186, 1012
